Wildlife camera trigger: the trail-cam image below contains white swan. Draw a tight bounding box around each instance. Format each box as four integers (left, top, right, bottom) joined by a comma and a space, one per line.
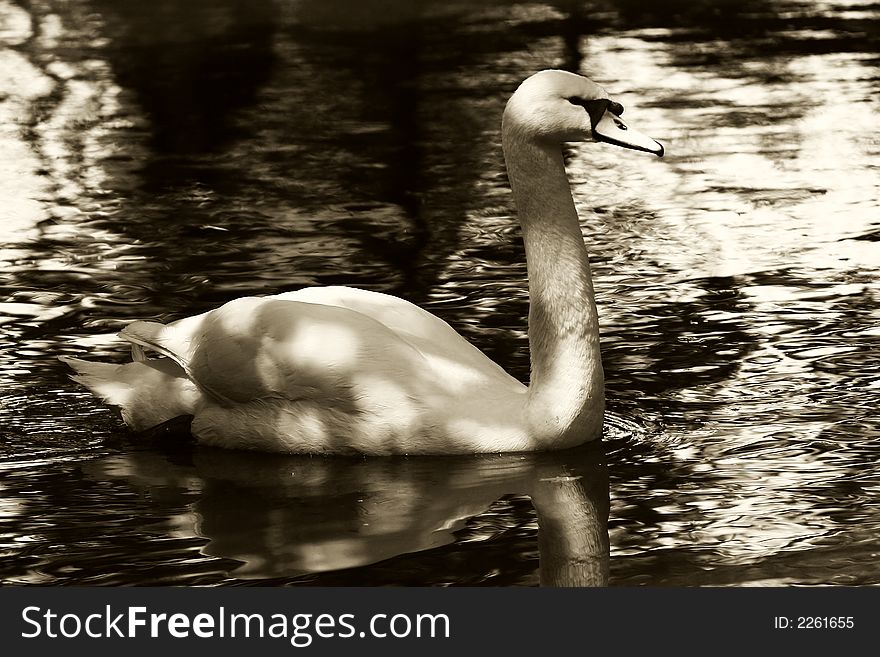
62, 70, 663, 455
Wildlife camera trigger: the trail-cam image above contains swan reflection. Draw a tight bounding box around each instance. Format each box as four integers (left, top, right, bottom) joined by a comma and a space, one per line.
87, 441, 608, 586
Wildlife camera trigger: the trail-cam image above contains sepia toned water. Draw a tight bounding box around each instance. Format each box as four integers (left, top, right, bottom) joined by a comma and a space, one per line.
1, 0, 878, 586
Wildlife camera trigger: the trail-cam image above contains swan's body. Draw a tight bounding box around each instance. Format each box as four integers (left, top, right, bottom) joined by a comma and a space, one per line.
63, 70, 662, 455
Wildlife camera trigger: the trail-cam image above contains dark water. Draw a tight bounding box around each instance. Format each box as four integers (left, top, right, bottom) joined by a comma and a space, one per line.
1, 0, 878, 586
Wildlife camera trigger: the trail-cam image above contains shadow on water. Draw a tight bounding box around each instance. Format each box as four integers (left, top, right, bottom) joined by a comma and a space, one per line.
0, 441, 609, 587
88, 0, 279, 155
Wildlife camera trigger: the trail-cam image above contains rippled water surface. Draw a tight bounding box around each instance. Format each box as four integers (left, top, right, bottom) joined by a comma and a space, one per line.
1, 0, 878, 586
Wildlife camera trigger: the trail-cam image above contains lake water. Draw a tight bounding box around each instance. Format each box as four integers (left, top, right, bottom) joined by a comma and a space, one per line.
1, 0, 878, 586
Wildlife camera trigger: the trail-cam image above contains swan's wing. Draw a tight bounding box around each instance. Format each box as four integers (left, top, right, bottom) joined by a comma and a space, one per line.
273, 286, 463, 346
273, 286, 520, 388
120, 296, 435, 405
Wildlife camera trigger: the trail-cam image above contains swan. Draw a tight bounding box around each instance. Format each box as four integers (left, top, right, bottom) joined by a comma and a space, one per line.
62, 70, 663, 455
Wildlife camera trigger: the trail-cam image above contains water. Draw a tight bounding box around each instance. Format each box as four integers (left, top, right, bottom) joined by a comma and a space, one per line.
1, 0, 878, 586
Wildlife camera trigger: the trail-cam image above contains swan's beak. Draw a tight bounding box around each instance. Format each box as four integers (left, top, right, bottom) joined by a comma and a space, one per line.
593, 109, 664, 157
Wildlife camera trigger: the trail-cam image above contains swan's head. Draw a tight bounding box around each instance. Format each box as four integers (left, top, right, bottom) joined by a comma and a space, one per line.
503, 69, 663, 156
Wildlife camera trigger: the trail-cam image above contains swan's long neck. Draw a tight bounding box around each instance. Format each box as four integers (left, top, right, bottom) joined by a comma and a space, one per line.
503, 131, 605, 448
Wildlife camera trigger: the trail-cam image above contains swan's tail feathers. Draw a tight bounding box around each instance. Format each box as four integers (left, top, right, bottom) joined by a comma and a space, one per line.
60, 355, 201, 432
60, 356, 134, 408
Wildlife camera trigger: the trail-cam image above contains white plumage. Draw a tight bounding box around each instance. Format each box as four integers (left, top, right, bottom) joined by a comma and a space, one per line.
63, 70, 663, 455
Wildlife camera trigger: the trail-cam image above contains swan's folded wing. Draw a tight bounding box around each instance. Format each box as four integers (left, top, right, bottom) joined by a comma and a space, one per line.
274, 286, 521, 389
120, 296, 433, 406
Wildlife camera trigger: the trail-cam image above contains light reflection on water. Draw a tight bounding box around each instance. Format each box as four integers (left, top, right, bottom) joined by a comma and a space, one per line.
1, 0, 878, 586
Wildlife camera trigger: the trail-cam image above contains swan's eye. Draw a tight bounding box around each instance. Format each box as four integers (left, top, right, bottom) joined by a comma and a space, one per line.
566, 96, 589, 108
